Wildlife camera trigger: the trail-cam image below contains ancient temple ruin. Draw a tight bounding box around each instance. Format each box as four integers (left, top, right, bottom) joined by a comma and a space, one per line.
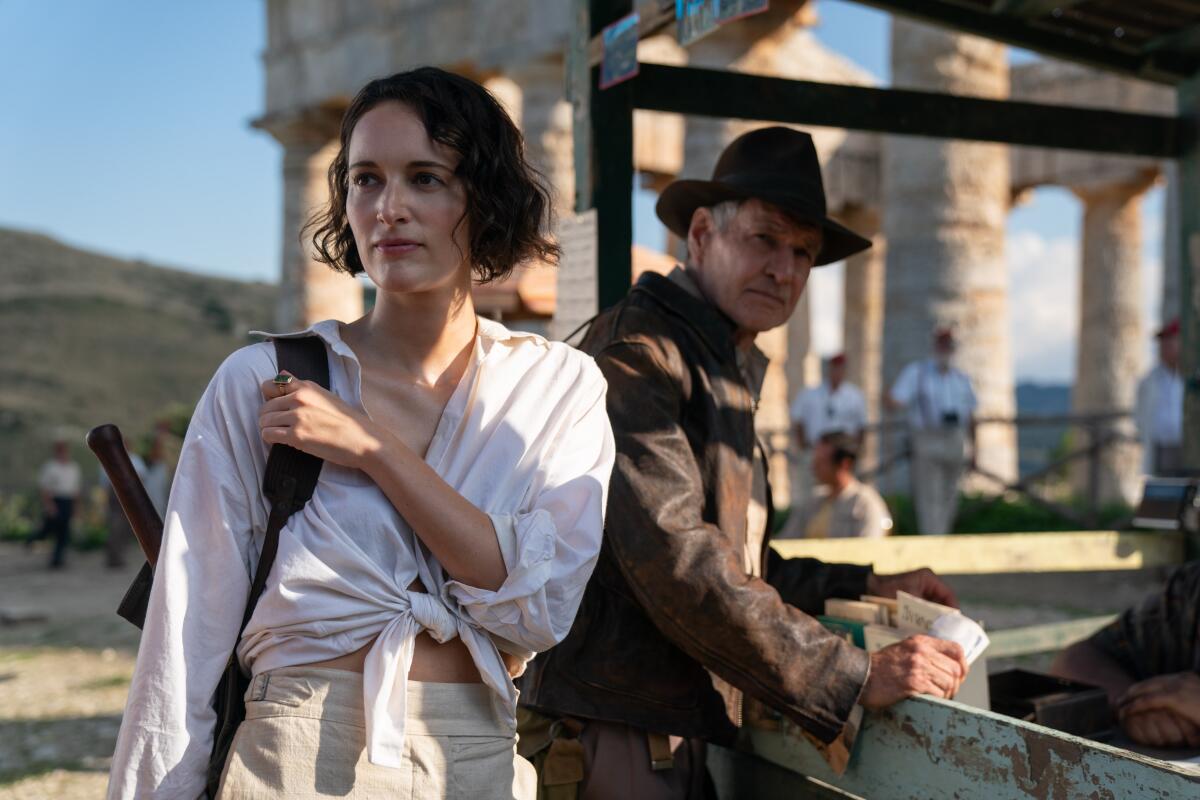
254, 0, 1179, 507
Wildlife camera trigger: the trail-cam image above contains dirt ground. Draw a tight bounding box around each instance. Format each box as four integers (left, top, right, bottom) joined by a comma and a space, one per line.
0, 542, 141, 799
0, 540, 1174, 798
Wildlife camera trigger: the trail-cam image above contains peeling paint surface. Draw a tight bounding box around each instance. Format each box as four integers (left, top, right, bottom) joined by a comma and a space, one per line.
743, 696, 1200, 800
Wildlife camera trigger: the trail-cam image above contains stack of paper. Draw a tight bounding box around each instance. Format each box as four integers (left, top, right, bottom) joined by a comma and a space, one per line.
819, 592, 991, 709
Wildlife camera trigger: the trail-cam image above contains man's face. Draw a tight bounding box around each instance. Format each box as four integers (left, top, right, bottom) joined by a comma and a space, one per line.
811, 440, 836, 486
687, 198, 822, 337
1160, 333, 1180, 370
829, 360, 846, 386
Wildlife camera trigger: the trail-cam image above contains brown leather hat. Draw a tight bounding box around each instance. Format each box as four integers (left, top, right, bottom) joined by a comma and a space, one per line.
655, 126, 871, 266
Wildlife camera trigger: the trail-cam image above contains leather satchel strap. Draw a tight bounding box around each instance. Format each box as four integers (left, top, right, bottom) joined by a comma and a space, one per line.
238, 336, 330, 634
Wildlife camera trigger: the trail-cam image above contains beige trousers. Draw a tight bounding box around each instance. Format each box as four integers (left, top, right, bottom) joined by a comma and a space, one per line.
910, 427, 967, 536
216, 666, 536, 799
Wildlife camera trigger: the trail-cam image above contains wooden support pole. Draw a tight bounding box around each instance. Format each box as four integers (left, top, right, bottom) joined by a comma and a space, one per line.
1179, 74, 1200, 471
574, 0, 634, 310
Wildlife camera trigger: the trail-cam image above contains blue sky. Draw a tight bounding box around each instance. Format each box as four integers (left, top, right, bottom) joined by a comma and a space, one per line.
0, 0, 1168, 382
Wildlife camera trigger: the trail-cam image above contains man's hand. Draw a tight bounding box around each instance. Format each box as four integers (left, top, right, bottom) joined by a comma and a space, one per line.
1121, 709, 1200, 749
859, 635, 969, 710
1116, 672, 1200, 748
867, 568, 959, 608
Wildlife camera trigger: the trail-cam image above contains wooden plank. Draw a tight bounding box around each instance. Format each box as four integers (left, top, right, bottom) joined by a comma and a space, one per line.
770, 531, 1185, 574
988, 615, 1117, 658
847, 0, 1197, 84
633, 64, 1190, 158
1179, 76, 1200, 472
742, 695, 1200, 799
585, 0, 635, 308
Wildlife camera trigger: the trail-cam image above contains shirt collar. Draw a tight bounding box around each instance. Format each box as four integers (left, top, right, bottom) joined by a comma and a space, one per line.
251, 316, 548, 363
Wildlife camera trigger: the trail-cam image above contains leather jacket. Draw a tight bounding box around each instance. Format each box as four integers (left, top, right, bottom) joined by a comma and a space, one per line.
522, 271, 873, 745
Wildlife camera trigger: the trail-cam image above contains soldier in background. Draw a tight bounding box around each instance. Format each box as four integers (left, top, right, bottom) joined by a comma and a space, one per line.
1135, 318, 1183, 476
98, 436, 146, 569
790, 353, 867, 450
886, 327, 977, 536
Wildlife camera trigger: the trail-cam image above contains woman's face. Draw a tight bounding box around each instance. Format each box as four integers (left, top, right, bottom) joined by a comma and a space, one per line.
346, 101, 471, 296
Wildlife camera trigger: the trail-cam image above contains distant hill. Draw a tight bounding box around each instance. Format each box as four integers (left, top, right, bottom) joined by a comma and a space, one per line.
1015, 382, 1072, 477
0, 227, 278, 492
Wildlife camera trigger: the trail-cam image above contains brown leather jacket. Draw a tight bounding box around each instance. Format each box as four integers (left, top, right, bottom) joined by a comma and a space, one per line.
522, 272, 872, 745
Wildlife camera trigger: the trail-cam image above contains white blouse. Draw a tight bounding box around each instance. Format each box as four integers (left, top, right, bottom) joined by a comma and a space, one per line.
108, 318, 614, 799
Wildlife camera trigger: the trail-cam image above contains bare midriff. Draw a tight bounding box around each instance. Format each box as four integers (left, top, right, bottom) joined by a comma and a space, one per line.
299, 580, 523, 681
305, 632, 484, 682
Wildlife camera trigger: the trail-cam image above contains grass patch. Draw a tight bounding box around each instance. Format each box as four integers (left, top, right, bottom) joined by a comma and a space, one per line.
76, 675, 129, 691
776, 493, 1133, 535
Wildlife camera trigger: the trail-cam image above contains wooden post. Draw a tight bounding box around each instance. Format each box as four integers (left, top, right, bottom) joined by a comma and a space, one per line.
573, 0, 635, 310
1179, 75, 1200, 471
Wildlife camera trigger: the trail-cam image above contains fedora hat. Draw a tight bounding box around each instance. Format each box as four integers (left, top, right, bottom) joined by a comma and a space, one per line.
656, 127, 871, 266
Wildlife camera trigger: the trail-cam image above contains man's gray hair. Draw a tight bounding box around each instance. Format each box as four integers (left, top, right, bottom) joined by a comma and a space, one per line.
707, 200, 742, 232
684, 200, 742, 262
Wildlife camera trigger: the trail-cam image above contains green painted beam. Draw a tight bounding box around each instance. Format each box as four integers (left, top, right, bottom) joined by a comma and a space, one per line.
771, 531, 1185, 575
742, 695, 1200, 799
633, 64, 1190, 158
988, 615, 1117, 658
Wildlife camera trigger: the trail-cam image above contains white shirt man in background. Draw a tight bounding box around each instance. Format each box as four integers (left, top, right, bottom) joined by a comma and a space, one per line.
886, 328, 978, 536
1135, 318, 1183, 476
790, 353, 868, 451
33, 438, 82, 569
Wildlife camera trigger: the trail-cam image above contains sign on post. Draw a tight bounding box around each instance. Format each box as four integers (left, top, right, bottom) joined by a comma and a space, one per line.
676, 0, 769, 47
600, 11, 640, 89
551, 209, 599, 341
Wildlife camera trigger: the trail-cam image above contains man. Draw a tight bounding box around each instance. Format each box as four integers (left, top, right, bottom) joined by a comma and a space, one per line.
521, 127, 969, 798
886, 328, 978, 536
791, 353, 867, 450
1135, 318, 1183, 476
31, 438, 81, 569
1051, 560, 1200, 749
780, 431, 890, 539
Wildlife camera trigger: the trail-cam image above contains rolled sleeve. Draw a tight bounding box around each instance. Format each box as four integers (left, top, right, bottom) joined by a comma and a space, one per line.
443, 375, 615, 654
107, 348, 267, 799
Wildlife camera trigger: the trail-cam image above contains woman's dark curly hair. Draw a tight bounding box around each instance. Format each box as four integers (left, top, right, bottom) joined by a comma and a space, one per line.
305, 67, 559, 283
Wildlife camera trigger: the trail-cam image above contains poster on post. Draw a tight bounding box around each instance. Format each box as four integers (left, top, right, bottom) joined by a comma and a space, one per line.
600, 11, 640, 89
716, 0, 769, 25
550, 209, 598, 342
676, 0, 769, 47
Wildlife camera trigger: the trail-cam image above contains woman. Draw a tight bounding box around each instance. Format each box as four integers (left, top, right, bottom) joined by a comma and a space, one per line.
108, 67, 614, 799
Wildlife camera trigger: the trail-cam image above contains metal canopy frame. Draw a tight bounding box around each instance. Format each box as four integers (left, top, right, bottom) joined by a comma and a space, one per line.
569, 0, 1200, 469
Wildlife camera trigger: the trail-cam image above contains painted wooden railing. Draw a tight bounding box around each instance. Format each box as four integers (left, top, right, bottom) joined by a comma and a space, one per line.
722, 530, 1198, 797
711, 695, 1200, 799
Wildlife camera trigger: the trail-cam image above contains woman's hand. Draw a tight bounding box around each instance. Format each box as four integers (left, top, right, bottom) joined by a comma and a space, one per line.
258, 372, 388, 470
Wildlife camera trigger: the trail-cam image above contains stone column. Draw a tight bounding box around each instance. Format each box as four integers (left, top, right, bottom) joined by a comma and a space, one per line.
839, 206, 885, 474
1071, 177, 1153, 506
507, 57, 574, 214
1163, 163, 1182, 324
267, 113, 364, 330
883, 19, 1017, 496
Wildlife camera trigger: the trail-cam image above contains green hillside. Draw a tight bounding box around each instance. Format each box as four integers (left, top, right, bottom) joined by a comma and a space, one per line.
0, 227, 279, 492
